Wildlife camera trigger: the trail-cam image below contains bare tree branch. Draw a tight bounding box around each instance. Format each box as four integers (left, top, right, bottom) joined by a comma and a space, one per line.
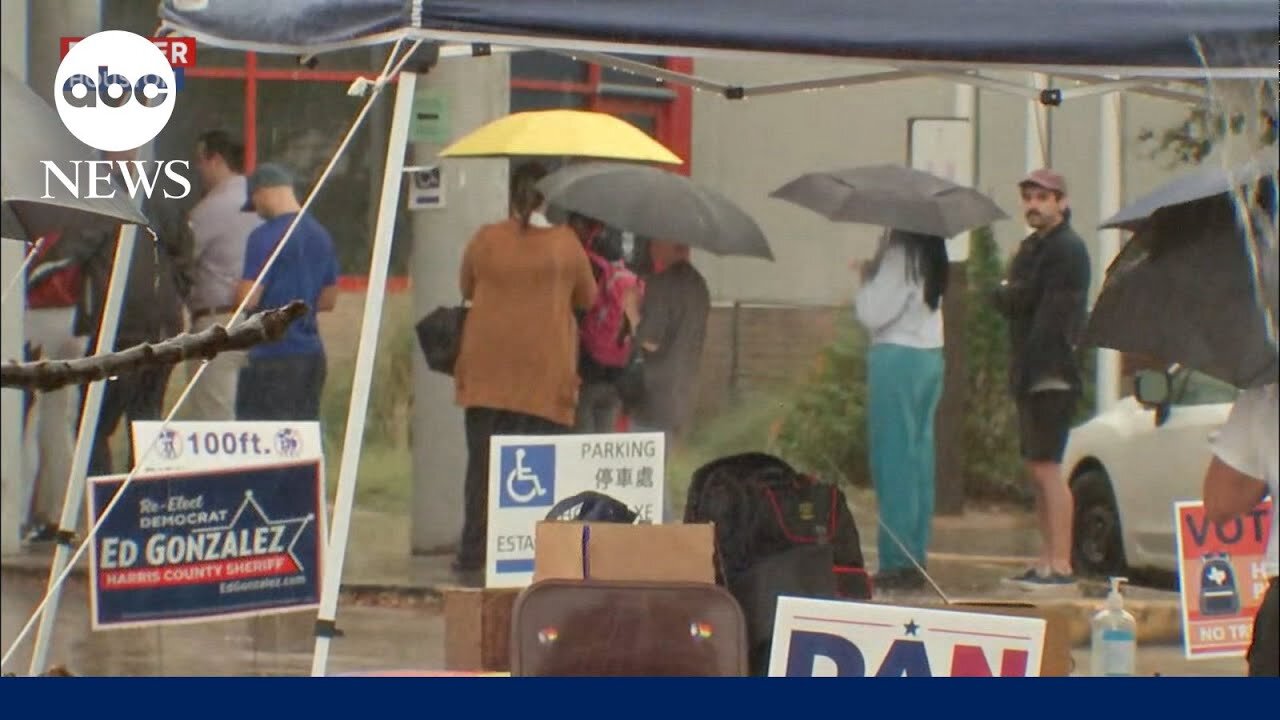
2, 301, 309, 392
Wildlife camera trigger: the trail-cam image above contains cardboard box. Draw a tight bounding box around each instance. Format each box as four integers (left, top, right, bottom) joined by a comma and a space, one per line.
533, 521, 717, 584
443, 586, 520, 672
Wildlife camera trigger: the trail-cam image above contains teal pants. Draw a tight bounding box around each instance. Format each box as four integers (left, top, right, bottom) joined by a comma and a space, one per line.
866, 344, 944, 573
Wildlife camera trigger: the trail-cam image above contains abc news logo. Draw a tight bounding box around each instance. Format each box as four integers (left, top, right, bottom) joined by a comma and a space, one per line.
44, 31, 197, 201
61, 68, 170, 109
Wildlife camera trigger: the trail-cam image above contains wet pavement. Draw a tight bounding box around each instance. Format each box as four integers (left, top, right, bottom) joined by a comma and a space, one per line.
1, 572, 442, 676
1, 570, 1244, 677
2, 506, 1222, 677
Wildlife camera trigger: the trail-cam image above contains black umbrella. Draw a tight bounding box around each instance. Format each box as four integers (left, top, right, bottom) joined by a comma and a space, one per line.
536, 162, 773, 261
1101, 152, 1278, 232
1, 68, 148, 241
770, 164, 1007, 238
1083, 193, 1277, 389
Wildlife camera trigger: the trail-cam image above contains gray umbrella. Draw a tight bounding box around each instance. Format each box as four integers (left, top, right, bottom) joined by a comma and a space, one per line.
770, 164, 1008, 238
1083, 192, 1277, 389
1, 68, 148, 241
536, 162, 773, 260
1101, 151, 1278, 232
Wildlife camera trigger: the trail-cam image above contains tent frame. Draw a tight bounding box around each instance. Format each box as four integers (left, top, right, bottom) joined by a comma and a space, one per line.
8, 16, 1267, 675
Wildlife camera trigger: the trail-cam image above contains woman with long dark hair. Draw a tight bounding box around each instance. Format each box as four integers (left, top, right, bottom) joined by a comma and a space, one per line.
450, 161, 597, 578
854, 229, 949, 591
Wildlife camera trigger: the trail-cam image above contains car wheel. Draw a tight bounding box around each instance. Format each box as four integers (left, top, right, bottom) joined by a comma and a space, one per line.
1071, 468, 1128, 578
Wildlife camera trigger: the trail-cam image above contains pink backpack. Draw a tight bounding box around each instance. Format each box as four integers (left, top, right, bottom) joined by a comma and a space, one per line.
581, 251, 643, 368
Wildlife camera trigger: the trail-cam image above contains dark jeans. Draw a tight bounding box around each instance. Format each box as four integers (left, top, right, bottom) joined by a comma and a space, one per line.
457, 407, 568, 569
89, 366, 172, 476
236, 352, 326, 421
1248, 576, 1278, 677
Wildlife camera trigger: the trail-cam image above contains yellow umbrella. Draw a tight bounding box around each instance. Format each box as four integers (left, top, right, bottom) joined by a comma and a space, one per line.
439, 109, 683, 166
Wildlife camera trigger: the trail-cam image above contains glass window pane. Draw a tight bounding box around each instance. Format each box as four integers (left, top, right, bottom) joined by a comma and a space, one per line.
255, 80, 412, 275
600, 54, 666, 87
619, 112, 657, 137
103, 0, 245, 68
153, 77, 246, 210
511, 89, 589, 114
511, 51, 588, 83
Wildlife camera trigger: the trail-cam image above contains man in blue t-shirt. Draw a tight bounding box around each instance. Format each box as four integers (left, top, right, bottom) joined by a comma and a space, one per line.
235, 162, 339, 420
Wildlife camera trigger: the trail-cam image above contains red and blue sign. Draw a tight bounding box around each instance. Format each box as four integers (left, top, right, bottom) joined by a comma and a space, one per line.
87, 460, 326, 629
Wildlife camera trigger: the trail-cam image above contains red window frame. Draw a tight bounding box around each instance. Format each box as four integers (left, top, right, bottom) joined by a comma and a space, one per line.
185, 53, 694, 176
185, 52, 693, 287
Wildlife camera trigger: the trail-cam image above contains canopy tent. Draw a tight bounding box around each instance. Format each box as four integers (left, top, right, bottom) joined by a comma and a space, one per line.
159, 0, 1276, 78
7, 0, 1275, 678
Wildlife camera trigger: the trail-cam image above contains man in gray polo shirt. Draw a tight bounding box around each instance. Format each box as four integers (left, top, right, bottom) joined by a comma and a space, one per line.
181, 130, 262, 420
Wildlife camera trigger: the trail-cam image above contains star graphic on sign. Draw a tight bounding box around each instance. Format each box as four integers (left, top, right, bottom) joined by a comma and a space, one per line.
1207, 566, 1227, 586
904, 620, 920, 637
191, 491, 315, 572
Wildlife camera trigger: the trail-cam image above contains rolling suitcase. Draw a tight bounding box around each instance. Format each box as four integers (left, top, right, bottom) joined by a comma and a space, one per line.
510, 579, 749, 676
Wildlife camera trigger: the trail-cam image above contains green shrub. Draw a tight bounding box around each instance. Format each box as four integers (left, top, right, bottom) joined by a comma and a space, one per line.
961, 226, 1024, 500
773, 320, 871, 488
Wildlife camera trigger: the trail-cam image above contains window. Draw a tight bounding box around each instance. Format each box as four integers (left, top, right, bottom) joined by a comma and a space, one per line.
255, 80, 411, 275
99, 1, 692, 275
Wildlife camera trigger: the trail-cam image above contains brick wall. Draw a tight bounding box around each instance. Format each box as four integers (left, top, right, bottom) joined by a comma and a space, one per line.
691, 304, 843, 421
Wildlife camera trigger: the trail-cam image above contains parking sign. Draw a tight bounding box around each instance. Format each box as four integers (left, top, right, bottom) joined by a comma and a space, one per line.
486, 432, 665, 589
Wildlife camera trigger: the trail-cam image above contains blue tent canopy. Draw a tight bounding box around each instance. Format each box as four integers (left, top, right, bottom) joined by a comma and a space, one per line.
160, 0, 1276, 78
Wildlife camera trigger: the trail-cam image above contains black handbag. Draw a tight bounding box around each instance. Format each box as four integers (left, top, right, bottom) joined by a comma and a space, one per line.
615, 348, 647, 411
414, 304, 468, 376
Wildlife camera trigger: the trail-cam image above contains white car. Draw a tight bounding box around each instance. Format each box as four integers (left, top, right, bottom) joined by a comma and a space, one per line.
1063, 367, 1240, 576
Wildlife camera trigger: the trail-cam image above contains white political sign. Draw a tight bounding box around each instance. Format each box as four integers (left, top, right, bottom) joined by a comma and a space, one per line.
130, 421, 324, 474
485, 432, 665, 589
769, 596, 1046, 677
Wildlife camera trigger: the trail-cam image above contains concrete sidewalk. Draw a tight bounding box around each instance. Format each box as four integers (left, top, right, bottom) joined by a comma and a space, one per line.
0, 506, 1186, 648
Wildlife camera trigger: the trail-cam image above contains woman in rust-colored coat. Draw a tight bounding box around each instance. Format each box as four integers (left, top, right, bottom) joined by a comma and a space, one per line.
452, 162, 597, 576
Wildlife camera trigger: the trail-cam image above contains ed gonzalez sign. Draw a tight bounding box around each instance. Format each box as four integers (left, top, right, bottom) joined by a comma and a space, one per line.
87, 460, 326, 630
45, 30, 197, 200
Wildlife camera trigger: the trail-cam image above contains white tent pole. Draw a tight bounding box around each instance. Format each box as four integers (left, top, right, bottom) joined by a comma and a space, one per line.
310, 68, 417, 678
1026, 73, 1050, 170
25, 223, 138, 676
1096, 87, 1123, 411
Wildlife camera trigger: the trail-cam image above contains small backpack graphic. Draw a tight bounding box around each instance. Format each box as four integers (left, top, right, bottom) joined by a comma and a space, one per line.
580, 251, 642, 369
1198, 552, 1240, 617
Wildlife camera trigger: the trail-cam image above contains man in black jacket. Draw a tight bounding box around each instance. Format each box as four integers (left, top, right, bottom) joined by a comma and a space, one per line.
994, 168, 1091, 589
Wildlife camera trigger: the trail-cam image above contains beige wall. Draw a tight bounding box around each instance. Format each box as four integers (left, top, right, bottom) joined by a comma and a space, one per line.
688, 59, 1196, 305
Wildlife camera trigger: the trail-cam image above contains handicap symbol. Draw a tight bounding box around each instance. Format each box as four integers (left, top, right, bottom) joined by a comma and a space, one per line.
499, 445, 555, 508
506, 449, 548, 504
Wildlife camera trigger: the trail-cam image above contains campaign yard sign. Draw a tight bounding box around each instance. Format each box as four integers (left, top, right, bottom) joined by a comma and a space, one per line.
769, 596, 1046, 677
486, 432, 665, 589
1173, 498, 1273, 660
87, 460, 326, 630
131, 421, 323, 475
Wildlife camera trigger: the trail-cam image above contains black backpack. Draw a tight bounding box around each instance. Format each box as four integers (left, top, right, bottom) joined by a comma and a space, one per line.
684, 452, 872, 675
545, 491, 639, 524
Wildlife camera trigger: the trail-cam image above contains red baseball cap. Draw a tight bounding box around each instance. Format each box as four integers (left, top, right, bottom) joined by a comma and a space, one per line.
1019, 168, 1067, 194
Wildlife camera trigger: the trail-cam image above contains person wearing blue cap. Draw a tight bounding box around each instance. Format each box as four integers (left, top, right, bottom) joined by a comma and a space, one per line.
234, 162, 340, 421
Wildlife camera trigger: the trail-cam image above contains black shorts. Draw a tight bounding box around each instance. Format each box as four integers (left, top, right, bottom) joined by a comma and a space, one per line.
1016, 390, 1077, 463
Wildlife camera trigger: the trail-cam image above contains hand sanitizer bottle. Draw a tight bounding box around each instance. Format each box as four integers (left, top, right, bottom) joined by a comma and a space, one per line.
1090, 576, 1137, 676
